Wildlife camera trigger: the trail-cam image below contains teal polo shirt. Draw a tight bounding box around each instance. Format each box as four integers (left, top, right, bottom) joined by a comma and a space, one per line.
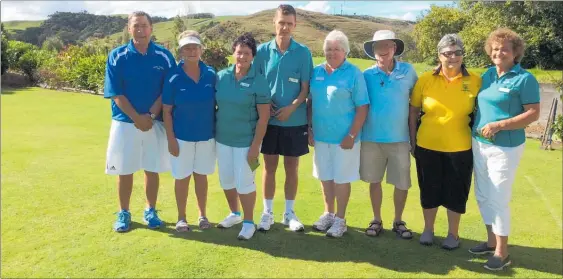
215, 64, 271, 148
254, 38, 313, 127
310, 60, 369, 144
472, 64, 540, 147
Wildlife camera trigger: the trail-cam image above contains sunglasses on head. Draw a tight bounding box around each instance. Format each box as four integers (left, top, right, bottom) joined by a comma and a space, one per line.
441, 50, 464, 57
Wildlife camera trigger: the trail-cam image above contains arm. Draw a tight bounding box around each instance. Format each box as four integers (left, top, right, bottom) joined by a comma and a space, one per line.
408, 105, 421, 154
162, 104, 179, 157
307, 97, 314, 146
113, 95, 152, 131
276, 80, 309, 121
248, 103, 271, 162
340, 104, 368, 150
149, 95, 163, 116
481, 103, 540, 138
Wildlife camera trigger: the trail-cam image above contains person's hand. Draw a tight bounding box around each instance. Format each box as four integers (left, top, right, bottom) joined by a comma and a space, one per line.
133, 114, 153, 132
340, 135, 354, 150
308, 127, 315, 147
247, 144, 260, 166
168, 138, 180, 157
481, 121, 502, 139
275, 104, 297, 122
410, 143, 416, 157
270, 103, 278, 117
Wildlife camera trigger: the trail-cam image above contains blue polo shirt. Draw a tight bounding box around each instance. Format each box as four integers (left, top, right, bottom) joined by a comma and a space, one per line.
104, 40, 176, 123
310, 60, 370, 144
162, 60, 216, 142
254, 38, 313, 127
215, 64, 271, 148
362, 61, 418, 143
473, 64, 540, 147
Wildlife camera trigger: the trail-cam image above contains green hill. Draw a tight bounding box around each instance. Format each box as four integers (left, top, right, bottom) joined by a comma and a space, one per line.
3, 20, 43, 32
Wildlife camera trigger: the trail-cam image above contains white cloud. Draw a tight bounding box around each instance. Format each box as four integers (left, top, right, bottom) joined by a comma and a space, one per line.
0, 1, 286, 22
297, 1, 331, 14
401, 12, 416, 21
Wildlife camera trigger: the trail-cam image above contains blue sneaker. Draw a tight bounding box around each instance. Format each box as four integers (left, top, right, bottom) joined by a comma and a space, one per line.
144, 207, 163, 229
114, 210, 131, 232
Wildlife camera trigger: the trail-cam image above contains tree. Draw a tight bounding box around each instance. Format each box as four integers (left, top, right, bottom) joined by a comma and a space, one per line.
42, 36, 64, 52
1, 23, 9, 75
412, 4, 467, 65
120, 25, 130, 44
171, 15, 187, 58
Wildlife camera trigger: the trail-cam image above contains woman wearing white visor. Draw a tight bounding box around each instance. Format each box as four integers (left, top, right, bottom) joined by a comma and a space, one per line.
162, 30, 217, 232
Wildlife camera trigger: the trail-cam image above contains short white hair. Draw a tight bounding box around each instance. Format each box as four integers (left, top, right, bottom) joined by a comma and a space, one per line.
323, 30, 350, 55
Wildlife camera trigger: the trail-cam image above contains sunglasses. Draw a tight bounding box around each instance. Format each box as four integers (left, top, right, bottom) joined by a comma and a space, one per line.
440, 50, 464, 57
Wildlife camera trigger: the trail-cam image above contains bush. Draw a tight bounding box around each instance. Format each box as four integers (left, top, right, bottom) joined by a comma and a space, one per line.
1, 31, 8, 75
552, 115, 563, 140
201, 39, 229, 71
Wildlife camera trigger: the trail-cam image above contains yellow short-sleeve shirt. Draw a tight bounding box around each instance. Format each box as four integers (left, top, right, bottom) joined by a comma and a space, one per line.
410, 69, 482, 152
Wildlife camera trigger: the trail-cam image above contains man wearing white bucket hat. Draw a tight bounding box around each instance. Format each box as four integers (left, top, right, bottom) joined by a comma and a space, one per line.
360, 30, 418, 240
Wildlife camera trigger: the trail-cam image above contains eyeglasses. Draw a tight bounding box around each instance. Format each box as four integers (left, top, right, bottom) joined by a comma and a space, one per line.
440, 50, 463, 57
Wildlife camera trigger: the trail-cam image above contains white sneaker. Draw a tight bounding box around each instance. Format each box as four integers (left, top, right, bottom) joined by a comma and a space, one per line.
257, 212, 274, 231
237, 223, 256, 240
312, 212, 335, 232
217, 213, 242, 228
281, 211, 305, 232
326, 217, 347, 238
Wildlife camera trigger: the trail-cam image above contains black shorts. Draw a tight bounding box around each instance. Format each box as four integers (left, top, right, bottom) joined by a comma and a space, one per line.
260, 125, 309, 157
414, 145, 473, 214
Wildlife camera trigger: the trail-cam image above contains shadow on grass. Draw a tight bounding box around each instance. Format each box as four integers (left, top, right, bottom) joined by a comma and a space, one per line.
1, 87, 35, 95
154, 223, 562, 276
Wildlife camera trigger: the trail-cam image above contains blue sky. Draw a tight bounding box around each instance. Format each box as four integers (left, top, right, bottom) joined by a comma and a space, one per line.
1, 1, 453, 22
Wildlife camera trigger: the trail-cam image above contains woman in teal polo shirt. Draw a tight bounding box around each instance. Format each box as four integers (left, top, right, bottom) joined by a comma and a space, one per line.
214, 33, 271, 240
469, 28, 540, 271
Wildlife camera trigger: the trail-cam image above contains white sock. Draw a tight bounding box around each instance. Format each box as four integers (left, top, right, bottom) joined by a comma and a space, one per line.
285, 200, 295, 214
263, 199, 273, 214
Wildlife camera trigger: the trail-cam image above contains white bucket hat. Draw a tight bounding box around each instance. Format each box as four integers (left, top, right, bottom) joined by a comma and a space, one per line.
363, 30, 405, 59
178, 35, 202, 49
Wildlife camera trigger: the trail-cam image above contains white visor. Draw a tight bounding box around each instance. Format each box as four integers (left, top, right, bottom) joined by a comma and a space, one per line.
178, 36, 202, 49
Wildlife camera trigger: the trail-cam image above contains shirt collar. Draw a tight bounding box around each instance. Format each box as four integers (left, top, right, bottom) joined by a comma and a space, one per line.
178, 60, 208, 78
433, 64, 470, 77
321, 59, 351, 74
372, 59, 401, 74
227, 63, 257, 80
127, 39, 155, 55
269, 37, 297, 52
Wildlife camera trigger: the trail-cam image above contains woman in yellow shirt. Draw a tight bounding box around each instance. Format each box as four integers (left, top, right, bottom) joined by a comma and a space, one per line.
408, 34, 482, 250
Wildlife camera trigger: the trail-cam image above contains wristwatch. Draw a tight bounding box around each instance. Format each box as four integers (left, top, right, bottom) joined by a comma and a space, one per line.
148, 112, 156, 120
348, 133, 356, 139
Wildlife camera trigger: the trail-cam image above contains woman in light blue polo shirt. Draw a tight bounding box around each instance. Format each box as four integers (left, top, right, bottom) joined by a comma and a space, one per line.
214, 33, 271, 240
308, 30, 369, 238
162, 30, 216, 233
469, 28, 540, 271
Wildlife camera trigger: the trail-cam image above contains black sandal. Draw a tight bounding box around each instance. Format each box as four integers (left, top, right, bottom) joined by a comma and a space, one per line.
365, 220, 383, 237
392, 220, 413, 239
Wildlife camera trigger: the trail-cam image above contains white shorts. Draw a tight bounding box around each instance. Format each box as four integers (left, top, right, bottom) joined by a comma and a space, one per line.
170, 138, 216, 179
105, 120, 170, 175
216, 142, 256, 195
313, 141, 361, 184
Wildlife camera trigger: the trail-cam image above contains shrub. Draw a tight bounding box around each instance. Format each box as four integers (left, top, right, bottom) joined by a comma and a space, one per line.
201, 39, 229, 71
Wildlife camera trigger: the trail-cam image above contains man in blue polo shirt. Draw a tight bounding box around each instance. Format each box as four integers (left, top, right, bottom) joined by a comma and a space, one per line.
360, 30, 418, 239
104, 11, 176, 232
253, 4, 314, 232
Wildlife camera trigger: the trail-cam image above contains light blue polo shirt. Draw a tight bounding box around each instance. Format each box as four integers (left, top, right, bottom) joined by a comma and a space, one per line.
473, 64, 540, 147
162, 60, 216, 142
215, 64, 271, 148
254, 38, 313, 127
104, 39, 176, 123
310, 60, 370, 144
362, 61, 418, 143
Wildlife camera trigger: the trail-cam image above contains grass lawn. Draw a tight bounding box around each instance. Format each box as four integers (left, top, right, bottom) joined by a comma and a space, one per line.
1, 87, 562, 278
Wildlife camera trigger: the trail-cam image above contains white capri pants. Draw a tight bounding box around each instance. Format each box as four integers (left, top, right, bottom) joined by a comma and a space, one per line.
216, 142, 256, 195
472, 138, 524, 236
313, 141, 361, 184
105, 120, 170, 175
170, 138, 216, 179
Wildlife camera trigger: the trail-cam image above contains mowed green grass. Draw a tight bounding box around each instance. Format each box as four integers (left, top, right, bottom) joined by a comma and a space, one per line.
1, 87, 561, 278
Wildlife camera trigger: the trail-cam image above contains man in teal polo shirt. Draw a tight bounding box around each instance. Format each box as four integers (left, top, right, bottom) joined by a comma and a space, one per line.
253, 4, 313, 232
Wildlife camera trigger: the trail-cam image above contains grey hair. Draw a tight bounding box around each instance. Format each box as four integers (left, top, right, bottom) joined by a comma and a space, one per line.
323, 30, 350, 55
128, 11, 153, 26
437, 33, 464, 53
